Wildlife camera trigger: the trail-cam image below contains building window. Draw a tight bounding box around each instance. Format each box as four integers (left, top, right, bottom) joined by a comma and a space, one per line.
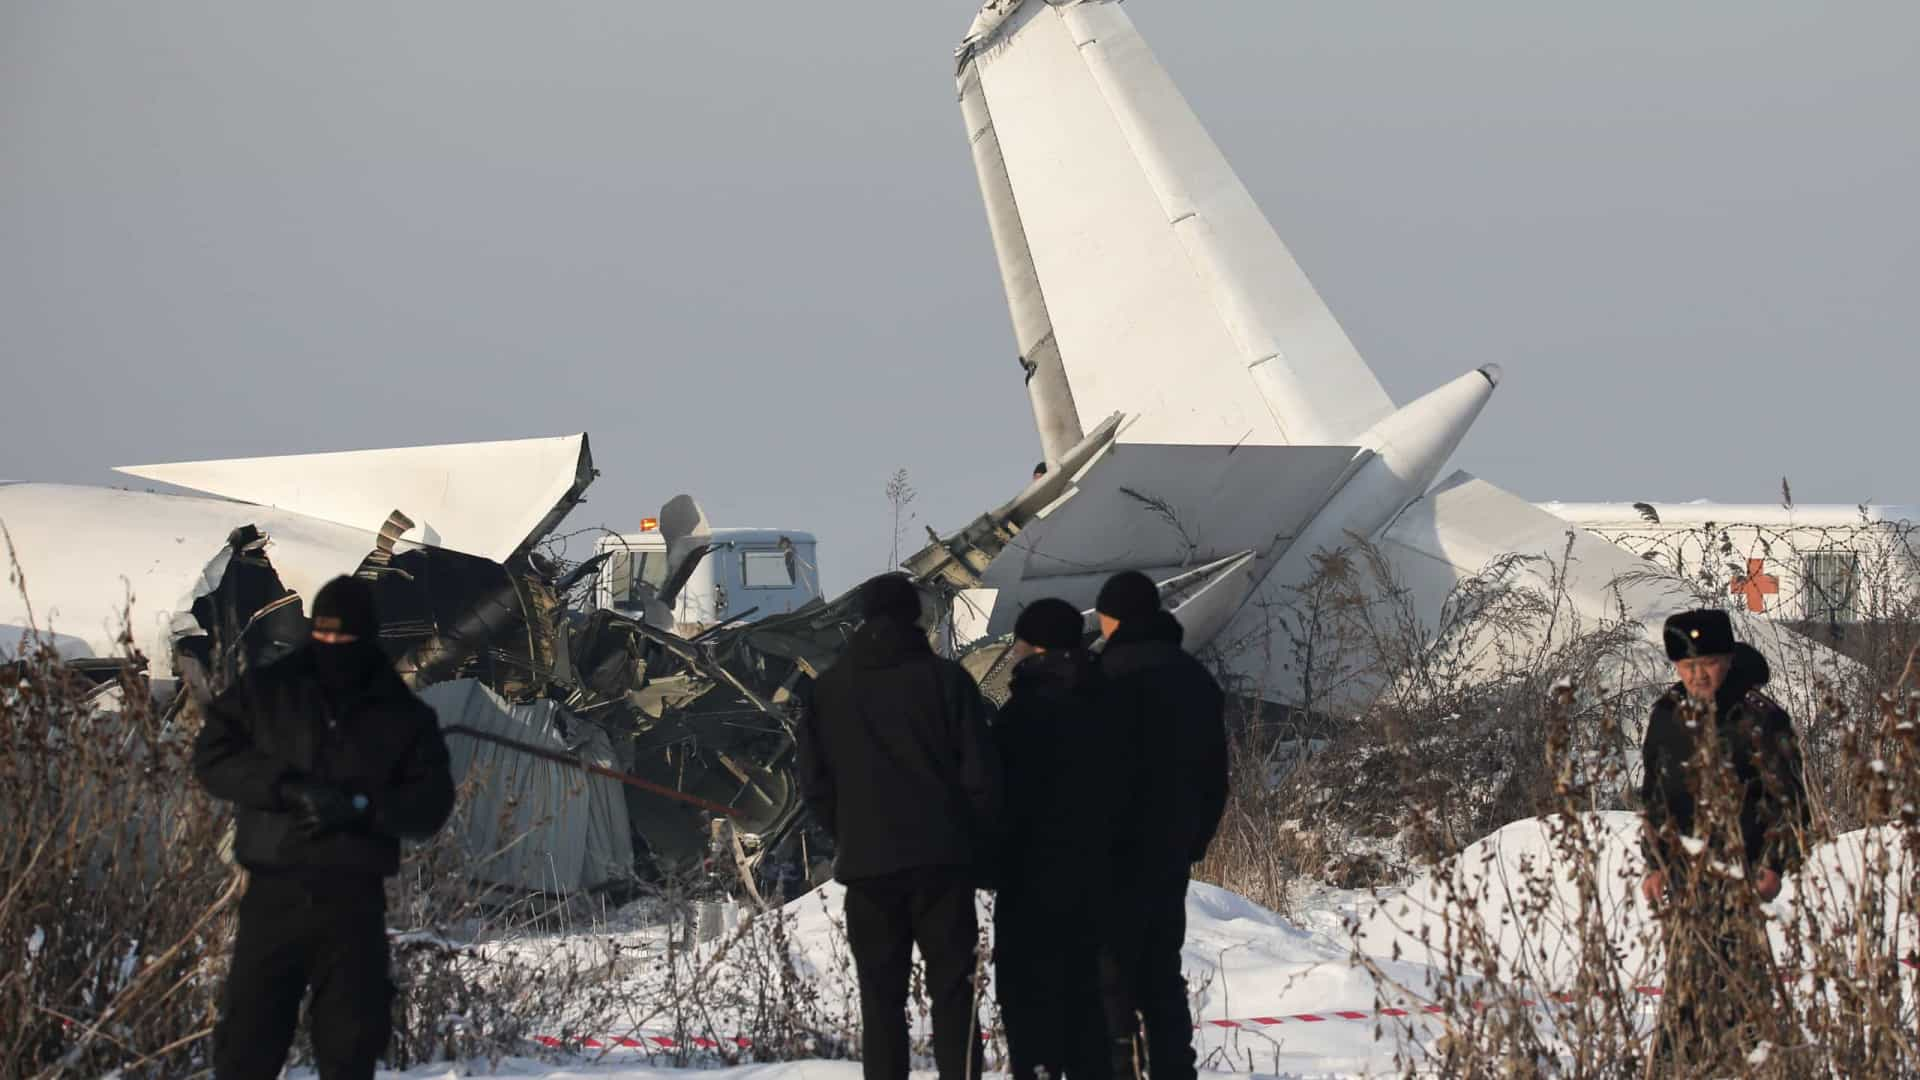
1802, 550, 1859, 622
741, 549, 796, 589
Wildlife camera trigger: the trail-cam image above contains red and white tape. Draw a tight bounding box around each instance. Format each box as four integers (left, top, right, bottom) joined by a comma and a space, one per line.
533, 1034, 754, 1051
530, 957, 1920, 1052
526, 997, 1604, 1052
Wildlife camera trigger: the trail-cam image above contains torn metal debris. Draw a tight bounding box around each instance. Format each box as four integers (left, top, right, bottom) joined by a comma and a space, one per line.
0, 435, 870, 897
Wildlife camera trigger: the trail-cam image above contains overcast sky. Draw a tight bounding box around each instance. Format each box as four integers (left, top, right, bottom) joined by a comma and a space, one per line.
3, 1, 1914, 592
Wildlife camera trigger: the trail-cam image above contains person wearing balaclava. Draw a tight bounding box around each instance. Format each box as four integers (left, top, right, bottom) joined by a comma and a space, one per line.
994, 597, 1112, 1080
796, 573, 1001, 1080
193, 575, 454, 1080
1638, 608, 1808, 1071
1091, 571, 1226, 1080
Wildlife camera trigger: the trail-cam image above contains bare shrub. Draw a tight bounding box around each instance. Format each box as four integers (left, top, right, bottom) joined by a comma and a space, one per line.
552, 882, 1006, 1073
1199, 540, 1655, 901
0, 643, 238, 1079
1336, 663, 1920, 1077
16, 500, 1917, 1076
1184, 518, 1920, 1075
377, 771, 641, 1070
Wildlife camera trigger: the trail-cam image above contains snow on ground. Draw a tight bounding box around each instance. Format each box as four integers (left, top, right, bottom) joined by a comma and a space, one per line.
1351, 811, 1658, 994
327, 814, 1917, 1078
340, 1063, 866, 1080
344, 1058, 1376, 1080
1352, 811, 1920, 999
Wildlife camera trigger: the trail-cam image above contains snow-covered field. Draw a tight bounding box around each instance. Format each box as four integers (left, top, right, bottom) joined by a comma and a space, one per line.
314, 812, 1915, 1079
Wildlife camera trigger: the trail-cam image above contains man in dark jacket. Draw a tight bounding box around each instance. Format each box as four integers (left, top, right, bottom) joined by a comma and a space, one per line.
1639, 608, 1809, 1070
798, 573, 1001, 1080
194, 576, 455, 1080
1093, 571, 1228, 1080
994, 597, 1111, 1080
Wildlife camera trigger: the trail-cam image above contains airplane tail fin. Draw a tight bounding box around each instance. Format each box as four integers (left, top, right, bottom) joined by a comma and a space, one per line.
956, 1, 1396, 455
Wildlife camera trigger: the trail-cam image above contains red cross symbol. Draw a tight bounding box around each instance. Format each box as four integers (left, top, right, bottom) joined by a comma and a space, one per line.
1731, 558, 1779, 613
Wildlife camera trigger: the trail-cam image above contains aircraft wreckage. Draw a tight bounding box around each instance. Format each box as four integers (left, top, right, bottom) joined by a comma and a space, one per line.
0, 434, 859, 895
3, 0, 1862, 897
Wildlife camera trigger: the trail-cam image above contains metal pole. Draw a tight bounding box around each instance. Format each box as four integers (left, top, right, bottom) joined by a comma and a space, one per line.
441, 724, 742, 819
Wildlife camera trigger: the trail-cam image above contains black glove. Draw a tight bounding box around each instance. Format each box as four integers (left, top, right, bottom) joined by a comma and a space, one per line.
278, 778, 366, 836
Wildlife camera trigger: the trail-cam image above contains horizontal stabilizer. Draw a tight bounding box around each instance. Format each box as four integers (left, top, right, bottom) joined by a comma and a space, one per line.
117, 434, 594, 564
984, 441, 1358, 582
950, 550, 1257, 649
1380, 471, 1696, 627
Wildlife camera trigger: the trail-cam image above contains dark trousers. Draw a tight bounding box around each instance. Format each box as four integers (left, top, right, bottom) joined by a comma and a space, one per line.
213, 872, 393, 1080
843, 866, 984, 1080
1650, 904, 1777, 1073
1098, 876, 1194, 1080
996, 890, 1111, 1080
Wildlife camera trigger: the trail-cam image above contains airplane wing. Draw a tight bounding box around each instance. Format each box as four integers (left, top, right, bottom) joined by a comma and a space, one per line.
116, 434, 594, 564
958, 0, 1397, 453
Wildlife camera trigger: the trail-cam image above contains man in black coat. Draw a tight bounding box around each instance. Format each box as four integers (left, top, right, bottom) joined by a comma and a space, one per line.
194, 576, 455, 1080
1092, 572, 1228, 1080
1639, 608, 1809, 1069
994, 597, 1112, 1080
798, 573, 1002, 1080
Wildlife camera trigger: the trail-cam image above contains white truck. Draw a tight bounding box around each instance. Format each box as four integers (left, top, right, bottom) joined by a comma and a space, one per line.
593, 524, 822, 635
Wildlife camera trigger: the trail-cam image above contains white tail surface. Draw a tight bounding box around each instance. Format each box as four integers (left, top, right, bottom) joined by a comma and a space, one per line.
958, 1, 1396, 450
982, 441, 1358, 584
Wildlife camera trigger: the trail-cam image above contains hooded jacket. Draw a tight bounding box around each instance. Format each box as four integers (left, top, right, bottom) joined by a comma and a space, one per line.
193, 644, 455, 878
1099, 611, 1229, 882
993, 648, 1112, 904
1639, 642, 1810, 877
799, 615, 1002, 882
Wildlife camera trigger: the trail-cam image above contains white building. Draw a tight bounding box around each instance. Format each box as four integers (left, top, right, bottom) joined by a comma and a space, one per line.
1536, 502, 1920, 625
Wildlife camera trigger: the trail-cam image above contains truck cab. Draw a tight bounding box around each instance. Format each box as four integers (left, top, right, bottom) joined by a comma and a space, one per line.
594, 527, 822, 635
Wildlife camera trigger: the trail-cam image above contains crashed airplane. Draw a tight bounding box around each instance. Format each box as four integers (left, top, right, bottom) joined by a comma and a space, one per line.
0, 435, 847, 892
2, 1, 1859, 897
920, 0, 1847, 708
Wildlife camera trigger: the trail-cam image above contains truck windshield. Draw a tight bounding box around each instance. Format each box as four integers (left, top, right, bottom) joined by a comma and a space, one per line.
607, 548, 670, 605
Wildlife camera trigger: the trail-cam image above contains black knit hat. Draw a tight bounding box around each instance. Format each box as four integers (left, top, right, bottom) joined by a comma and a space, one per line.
312, 576, 378, 639
1664, 608, 1735, 660
1013, 598, 1085, 651
860, 573, 923, 622
1096, 570, 1161, 622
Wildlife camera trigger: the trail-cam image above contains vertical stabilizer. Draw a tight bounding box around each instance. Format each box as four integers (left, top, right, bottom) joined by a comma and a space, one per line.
958, 50, 1086, 463
956, 1, 1396, 447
